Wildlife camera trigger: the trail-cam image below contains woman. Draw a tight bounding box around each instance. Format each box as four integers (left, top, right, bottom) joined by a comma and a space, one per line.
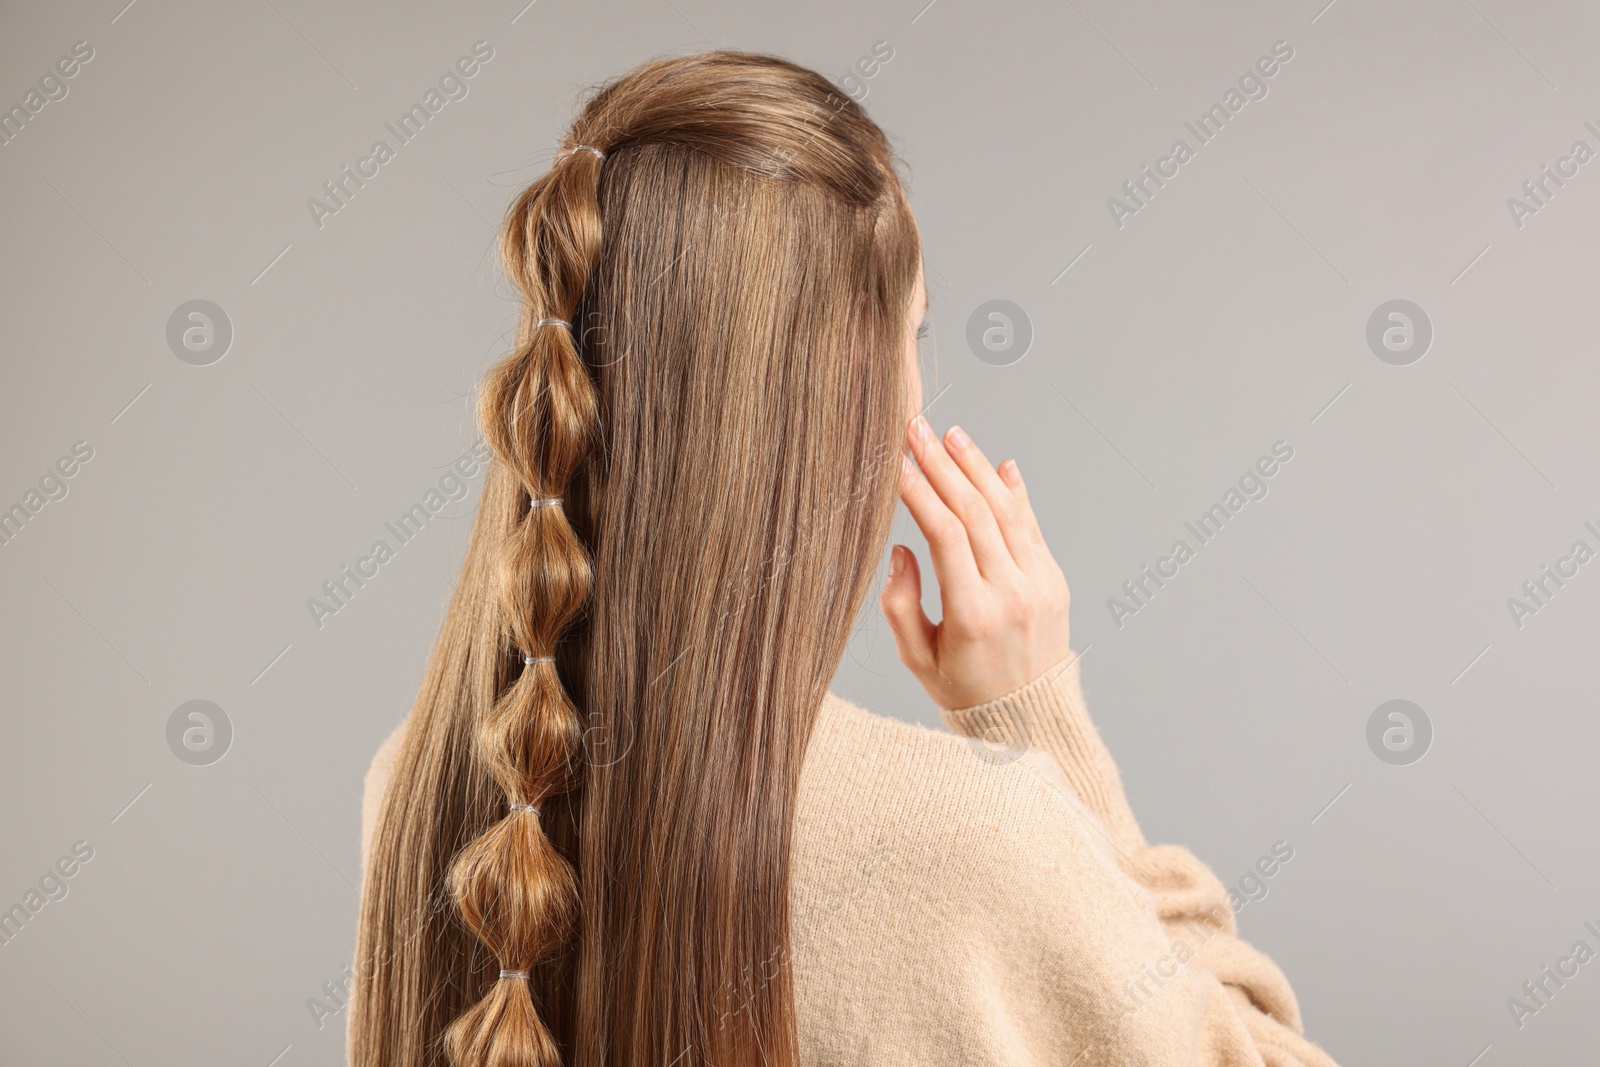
350, 50, 1339, 1067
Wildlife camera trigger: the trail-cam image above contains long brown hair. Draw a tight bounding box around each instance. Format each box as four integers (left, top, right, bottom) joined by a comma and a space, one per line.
351, 50, 920, 1067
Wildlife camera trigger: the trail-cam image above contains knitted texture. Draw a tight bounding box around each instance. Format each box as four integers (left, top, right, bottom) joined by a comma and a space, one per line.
357, 654, 1340, 1066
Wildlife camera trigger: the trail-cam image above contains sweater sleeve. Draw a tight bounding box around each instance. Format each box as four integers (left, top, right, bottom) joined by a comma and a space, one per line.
941, 653, 1339, 1067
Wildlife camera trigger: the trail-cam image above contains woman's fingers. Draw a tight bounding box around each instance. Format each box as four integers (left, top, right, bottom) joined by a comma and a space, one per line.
942, 426, 1037, 573
878, 545, 939, 679
907, 417, 1017, 581
998, 458, 1048, 556
898, 448, 983, 598
887, 428, 1075, 709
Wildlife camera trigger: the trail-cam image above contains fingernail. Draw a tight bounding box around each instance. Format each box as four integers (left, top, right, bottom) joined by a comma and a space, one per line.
946, 425, 970, 451
1001, 459, 1021, 485
901, 453, 916, 481
888, 546, 904, 576
914, 416, 935, 442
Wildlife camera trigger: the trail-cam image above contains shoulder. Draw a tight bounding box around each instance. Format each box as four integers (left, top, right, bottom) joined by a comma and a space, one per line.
788, 692, 1165, 1060
359, 716, 409, 873
795, 689, 1120, 875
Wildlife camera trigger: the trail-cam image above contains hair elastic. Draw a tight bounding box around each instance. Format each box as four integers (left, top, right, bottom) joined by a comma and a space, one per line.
535, 318, 571, 328
529, 497, 562, 509
523, 655, 555, 666
508, 802, 540, 816
499, 968, 530, 979
564, 144, 605, 161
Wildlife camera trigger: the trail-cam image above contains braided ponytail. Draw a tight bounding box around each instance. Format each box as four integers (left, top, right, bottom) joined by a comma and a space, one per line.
442, 141, 608, 1067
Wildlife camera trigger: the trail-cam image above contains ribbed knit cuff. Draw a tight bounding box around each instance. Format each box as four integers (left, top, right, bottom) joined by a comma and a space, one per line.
940, 653, 1147, 856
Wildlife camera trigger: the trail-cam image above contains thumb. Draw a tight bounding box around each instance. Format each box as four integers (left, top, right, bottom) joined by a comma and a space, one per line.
879, 545, 937, 678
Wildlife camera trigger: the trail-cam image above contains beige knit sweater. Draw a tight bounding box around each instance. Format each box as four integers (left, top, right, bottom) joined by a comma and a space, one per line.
358, 654, 1340, 1065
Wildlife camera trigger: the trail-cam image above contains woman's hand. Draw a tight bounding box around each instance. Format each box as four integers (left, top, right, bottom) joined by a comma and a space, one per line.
879, 416, 1073, 710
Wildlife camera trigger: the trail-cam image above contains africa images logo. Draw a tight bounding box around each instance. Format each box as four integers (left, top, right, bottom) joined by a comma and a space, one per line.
306, 41, 494, 230
1106, 39, 1295, 229
1106, 442, 1294, 628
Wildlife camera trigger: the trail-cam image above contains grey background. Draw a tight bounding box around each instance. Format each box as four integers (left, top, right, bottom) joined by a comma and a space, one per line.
2, 0, 1596, 1063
